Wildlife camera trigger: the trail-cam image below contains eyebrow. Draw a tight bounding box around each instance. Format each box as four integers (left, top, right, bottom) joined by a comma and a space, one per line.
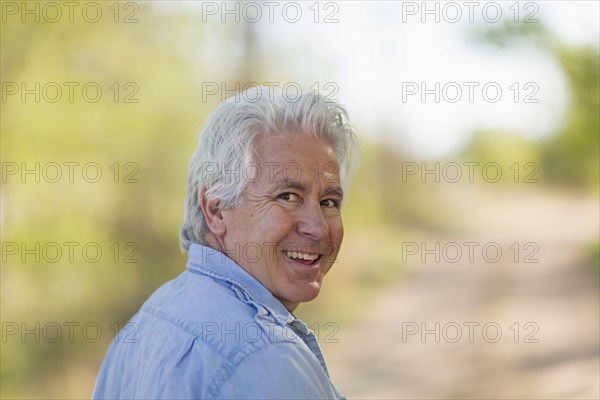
271, 178, 344, 199
272, 178, 308, 194
323, 186, 344, 199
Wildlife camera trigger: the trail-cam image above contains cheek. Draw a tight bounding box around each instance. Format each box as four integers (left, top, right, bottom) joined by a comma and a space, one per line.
254, 209, 295, 245
326, 218, 344, 259
330, 217, 344, 243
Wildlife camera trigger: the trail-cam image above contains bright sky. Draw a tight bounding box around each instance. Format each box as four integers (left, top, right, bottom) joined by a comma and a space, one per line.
173, 1, 599, 158
256, 1, 599, 157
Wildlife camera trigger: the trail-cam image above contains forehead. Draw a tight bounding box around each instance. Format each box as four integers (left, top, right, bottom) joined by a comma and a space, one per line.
252, 133, 340, 182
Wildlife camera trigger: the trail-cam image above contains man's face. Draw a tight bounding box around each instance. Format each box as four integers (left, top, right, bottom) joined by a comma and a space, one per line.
220, 133, 344, 311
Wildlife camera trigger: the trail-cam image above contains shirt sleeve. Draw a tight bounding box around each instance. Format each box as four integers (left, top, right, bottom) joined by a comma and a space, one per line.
214, 341, 341, 400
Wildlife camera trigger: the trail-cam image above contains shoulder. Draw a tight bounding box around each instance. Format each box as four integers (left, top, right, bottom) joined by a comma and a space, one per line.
140, 269, 283, 345
94, 269, 314, 398
212, 341, 339, 399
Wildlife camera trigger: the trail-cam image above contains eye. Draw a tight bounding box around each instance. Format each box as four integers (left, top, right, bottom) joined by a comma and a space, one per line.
278, 192, 300, 202
320, 198, 340, 209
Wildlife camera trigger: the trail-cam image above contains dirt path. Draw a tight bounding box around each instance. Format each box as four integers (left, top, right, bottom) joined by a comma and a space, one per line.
322, 190, 599, 399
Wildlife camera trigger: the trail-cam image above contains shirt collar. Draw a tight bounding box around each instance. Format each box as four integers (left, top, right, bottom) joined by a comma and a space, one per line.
186, 243, 295, 326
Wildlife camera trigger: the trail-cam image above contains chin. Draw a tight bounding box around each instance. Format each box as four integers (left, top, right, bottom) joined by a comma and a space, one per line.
286, 281, 323, 304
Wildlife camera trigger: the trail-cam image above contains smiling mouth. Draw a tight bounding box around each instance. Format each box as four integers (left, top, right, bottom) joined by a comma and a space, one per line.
283, 250, 322, 266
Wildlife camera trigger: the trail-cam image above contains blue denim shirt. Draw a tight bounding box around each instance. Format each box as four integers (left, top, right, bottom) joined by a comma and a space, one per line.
93, 243, 345, 399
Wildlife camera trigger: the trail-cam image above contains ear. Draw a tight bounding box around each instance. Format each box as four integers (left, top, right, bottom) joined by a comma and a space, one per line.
200, 189, 226, 237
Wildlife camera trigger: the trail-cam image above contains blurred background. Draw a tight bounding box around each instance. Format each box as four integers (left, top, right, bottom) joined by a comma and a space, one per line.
1, 1, 598, 398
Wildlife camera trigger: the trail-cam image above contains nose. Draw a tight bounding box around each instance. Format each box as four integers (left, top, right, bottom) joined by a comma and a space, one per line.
296, 199, 329, 240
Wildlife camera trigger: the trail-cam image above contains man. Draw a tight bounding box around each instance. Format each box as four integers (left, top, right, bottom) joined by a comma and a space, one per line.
93, 86, 359, 399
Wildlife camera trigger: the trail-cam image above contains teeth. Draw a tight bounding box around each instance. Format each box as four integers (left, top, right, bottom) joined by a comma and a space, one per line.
285, 251, 319, 261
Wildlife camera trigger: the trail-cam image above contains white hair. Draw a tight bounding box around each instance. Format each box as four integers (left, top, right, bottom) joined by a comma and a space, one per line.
180, 85, 359, 251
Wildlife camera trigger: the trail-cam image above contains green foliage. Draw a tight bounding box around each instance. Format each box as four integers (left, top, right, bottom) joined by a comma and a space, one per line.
1, 6, 213, 398
462, 130, 542, 184
343, 140, 457, 232
471, 21, 599, 190
541, 47, 600, 188
470, 19, 552, 49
